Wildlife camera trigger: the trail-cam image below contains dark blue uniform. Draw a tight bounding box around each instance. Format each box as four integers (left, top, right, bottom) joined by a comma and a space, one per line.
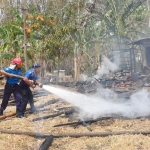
18, 68, 38, 116
1, 68, 22, 111
20, 68, 38, 87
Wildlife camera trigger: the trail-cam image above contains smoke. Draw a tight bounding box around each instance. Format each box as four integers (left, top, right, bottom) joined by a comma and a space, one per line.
95, 57, 119, 78
42, 57, 150, 120
80, 74, 88, 81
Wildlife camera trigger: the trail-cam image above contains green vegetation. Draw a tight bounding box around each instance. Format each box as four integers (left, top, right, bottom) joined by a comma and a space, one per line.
0, 0, 150, 81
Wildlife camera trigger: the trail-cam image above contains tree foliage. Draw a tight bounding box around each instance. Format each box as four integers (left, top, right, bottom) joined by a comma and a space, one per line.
0, 0, 150, 79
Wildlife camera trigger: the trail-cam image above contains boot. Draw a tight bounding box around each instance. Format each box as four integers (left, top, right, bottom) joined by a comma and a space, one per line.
16, 108, 20, 114
0, 109, 3, 116
16, 114, 25, 118
30, 103, 37, 113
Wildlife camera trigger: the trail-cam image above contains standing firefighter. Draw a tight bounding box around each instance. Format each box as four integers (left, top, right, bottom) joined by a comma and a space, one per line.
16, 63, 43, 118
0, 58, 23, 116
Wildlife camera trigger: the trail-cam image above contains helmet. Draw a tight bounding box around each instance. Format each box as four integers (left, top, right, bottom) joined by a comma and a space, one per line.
32, 63, 41, 68
11, 58, 22, 65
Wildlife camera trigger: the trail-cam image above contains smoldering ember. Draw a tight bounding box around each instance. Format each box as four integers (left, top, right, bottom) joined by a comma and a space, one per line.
2, 1, 150, 150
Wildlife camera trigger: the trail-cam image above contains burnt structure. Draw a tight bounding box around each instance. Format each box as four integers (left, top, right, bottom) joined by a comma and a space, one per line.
129, 38, 150, 75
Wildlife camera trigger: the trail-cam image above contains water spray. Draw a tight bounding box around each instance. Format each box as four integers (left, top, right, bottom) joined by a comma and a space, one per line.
42, 85, 150, 120
12, 58, 150, 120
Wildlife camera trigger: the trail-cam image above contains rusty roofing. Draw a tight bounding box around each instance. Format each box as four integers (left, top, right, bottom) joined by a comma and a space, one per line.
128, 38, 150, 45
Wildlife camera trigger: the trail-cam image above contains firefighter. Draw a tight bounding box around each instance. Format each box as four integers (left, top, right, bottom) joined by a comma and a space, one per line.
16, 63, 42, 118
0, 58, 24, 116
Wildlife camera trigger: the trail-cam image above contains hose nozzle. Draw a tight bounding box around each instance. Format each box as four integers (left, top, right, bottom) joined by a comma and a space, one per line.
33, 81, 43, 88
38, 83, 43, 88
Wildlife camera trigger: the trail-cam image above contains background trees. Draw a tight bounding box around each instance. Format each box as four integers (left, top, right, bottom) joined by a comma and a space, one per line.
0, 0, 150, 82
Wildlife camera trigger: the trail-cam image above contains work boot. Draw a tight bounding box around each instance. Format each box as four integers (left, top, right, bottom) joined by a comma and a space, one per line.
0, 109, 3, 116
16, 114, 24, 118
16, 108, 20, 114
30, 105, 37, 113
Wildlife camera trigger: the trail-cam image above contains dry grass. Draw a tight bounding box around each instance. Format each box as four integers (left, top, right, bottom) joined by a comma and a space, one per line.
0, 86, 150, 150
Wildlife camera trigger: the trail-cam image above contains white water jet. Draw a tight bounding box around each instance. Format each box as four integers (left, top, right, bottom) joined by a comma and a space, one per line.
43, 85, 150, 120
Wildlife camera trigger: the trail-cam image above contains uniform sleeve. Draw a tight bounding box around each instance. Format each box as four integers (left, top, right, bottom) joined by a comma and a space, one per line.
25, 71, 31, 79
3, 68, 11, 73
18, 69, 22, 76
35, 74, 38, 80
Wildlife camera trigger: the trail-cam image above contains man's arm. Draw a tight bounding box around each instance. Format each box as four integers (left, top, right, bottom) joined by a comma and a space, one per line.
23, 78, 36, 88
32, 80, 42, 88
22, 71, 36, 88
0, 70, 14, 77
35, 80, 40, 85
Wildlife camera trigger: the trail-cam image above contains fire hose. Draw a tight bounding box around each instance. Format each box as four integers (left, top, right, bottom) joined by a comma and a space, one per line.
12, 74, 43, 88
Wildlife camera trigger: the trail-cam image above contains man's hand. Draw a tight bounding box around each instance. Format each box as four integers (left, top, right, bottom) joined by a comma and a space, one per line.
29, 80, 34, 84
31, 84, 36, 89
9, 74, 14, 78
23, 77, 28, 82
23, 78, 34, 87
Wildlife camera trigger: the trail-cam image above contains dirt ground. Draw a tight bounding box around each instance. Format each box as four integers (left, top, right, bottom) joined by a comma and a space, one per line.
0, 86, 150, 150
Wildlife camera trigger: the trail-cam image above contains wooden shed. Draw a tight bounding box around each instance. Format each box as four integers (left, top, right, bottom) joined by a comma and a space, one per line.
129, 38, 150, 74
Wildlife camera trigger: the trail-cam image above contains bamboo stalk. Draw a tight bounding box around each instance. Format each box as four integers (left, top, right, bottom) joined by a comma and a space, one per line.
0, 129, 150, 138
0, 112, 16, 120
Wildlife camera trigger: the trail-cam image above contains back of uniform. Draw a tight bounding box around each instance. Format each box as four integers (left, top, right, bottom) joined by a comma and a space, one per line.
18, 68, 38, 117
20, 68, 38, 88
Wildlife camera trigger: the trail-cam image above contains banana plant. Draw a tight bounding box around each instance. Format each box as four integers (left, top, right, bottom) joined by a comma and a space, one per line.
0, 24, 23, 57
91, 0, 148, 48
0, 10, 24, 58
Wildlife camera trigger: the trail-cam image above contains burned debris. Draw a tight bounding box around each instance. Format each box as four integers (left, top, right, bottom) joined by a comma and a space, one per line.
76, 38, 150, 94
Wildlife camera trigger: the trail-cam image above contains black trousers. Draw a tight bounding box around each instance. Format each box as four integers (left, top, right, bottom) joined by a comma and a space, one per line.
18, 86, 34, 116
1, 83, 21, 111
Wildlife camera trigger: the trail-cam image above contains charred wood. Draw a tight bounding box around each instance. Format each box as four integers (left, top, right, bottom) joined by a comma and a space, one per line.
53, 117, 112, 127
39, 135, 54, 150
32, 112, 64, 121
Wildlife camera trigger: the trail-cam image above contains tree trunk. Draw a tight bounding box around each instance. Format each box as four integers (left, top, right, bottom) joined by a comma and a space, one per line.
76, 52, 82, 81
23, 0, 28, 71
147, 0, 150, 27
39, 53, 47, 84
13, 42, 17, 57
74, 51, 77, 82
56, 50, 60, 85
74, 43, 77, 82
29, 40, 35, 58
43, 60, 47, 84
0, 51, 3, 69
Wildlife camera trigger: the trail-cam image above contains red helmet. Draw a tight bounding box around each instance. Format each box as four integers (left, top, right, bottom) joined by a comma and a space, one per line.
11, 58, 22, 65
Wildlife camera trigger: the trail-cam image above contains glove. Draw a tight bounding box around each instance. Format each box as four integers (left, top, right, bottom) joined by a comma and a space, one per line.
38, 83, 43, 88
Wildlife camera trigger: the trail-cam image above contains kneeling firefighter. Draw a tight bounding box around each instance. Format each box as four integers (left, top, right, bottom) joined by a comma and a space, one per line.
16, 63, 43, 118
